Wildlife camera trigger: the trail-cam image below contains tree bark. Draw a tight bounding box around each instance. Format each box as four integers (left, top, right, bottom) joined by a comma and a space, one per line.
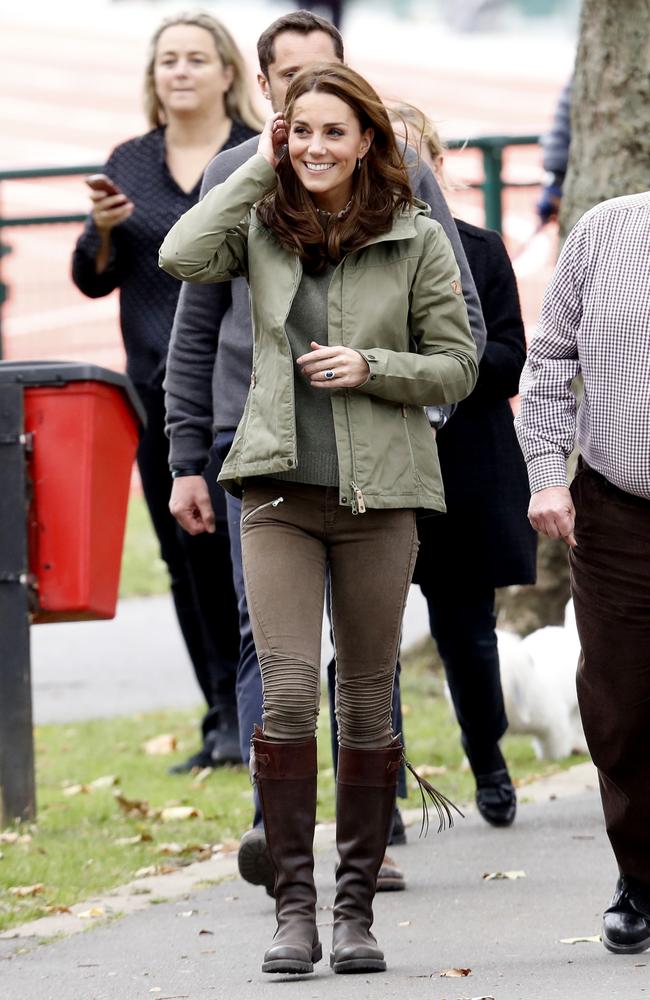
500, 0, 650, 636
560, 0, 650, 236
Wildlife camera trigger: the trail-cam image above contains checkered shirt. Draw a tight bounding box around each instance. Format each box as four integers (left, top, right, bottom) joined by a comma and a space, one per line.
515, 191, 650, 497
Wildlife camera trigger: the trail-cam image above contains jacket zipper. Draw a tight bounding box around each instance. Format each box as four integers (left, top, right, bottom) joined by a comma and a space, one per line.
242, 496, 284, 524
350, 481, 366, 515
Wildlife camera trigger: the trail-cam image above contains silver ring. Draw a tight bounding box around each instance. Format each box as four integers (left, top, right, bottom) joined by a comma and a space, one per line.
324, 369, 335, 380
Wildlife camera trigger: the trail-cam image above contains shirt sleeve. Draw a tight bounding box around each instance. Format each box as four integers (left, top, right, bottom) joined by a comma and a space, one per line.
514, 220, 586, 493
159, 155, 276, 283
71, 147, 123, 298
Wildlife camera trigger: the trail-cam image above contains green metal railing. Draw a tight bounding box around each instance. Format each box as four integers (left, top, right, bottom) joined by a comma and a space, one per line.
0, 134, 541, 358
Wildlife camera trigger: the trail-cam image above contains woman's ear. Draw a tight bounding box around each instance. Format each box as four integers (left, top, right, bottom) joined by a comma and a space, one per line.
359, 128, 374, 158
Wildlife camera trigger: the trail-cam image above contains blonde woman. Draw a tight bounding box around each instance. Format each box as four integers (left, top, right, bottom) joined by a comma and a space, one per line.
72, 13, 262, 772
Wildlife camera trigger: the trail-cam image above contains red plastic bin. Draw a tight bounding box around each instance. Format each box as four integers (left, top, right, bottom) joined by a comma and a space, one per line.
0, 362, 144, 623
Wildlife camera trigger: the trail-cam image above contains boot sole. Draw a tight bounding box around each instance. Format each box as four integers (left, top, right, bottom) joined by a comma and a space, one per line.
602, 932, 650, 955
330, 954, 387, 974
237, 836, 275, 896
262, 944, 322, 974
376, 877, 405, 892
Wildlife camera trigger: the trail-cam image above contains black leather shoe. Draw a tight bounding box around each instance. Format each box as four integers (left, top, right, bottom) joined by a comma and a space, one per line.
387, 805, 407, 846
475, 769, 516, 827
602, 877, 650, 954
210, 706, 243, 766
168, 736, 217, 774
238, 827, 275, 897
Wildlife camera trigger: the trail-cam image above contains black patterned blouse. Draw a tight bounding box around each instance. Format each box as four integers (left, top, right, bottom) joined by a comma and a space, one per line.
72, 121, 257, 387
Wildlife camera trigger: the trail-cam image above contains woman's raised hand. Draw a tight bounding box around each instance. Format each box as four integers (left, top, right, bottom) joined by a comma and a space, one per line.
258, 111, 289, 170
297, 342, 371, 390
90, 189, 134, 234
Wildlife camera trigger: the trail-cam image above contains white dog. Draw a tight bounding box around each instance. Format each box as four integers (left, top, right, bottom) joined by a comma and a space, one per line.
497, 601, 589, 760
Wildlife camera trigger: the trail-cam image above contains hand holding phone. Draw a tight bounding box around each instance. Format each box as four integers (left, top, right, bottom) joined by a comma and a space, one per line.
85, 174, 133, 233
85, 174, 122, 197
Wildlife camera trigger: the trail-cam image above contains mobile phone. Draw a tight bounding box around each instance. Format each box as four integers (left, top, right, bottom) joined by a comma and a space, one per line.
85, 174, 123, 197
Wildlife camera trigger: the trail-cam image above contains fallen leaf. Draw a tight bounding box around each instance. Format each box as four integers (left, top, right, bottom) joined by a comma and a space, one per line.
0, 832, 19, 845
191, 768, 213, 786
413, 763, 448, 777
43, 904, 72, 914
482, 870, 527, 881
115, 833, 153, 846
134, 865, 158, 879
177, 910, 196, 918
439, 967, 471, 977
63, 784, 91, 797
144, 734, 177, 756
200, 949, 216, 954
214, 838, 239, 854
156, 842, 184, 856
560, 935, 601, 944
397, 920, 411, 926
89, 775, 120, 789
224, 895, 238, 902
77, 906, 105, 919
114, 792, 151, 818
160, 806, 202, 822
9, 883, 44, 897
199, 929, 214, 936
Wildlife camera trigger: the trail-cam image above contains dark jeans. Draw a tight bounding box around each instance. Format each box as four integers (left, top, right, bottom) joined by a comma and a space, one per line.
135, 385, 239, 738
413, 553, 508, 776
570, 461, 650, 891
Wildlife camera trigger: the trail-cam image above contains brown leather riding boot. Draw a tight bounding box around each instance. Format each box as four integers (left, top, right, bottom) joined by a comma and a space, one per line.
330, 739, 402, 974
251, 726, 322, 975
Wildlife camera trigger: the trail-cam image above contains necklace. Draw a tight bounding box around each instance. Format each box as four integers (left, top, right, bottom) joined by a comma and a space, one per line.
315, 198, 353, 222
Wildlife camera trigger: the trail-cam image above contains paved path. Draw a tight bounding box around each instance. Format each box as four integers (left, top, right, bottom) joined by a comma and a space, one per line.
2, 768, 644, 1000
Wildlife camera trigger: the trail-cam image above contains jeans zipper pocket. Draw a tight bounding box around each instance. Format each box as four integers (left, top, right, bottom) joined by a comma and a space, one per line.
242, 496, 284, 524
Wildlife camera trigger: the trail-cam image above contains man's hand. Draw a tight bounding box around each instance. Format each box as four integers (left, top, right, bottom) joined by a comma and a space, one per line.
169, 475, 215, 535
528, 486, 576, 548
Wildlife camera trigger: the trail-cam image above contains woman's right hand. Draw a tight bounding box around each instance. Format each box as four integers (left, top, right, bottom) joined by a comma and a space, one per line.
90, 189, 134, 234
257, 111, 288, 170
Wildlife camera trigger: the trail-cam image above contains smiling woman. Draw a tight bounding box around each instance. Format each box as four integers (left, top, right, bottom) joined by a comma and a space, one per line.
159, 62, 477, 978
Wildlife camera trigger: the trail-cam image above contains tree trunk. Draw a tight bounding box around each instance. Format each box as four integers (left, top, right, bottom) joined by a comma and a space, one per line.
500, 0, 650, 636
560, 0, 650, 236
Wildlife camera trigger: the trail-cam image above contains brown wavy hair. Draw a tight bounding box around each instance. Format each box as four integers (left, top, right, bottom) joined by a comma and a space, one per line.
256, 64, 413, 273
144, 11, 263, 131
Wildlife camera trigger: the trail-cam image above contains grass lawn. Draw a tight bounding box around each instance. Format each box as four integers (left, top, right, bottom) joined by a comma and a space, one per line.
0, 643, 586, 933
119, 494, 169, 598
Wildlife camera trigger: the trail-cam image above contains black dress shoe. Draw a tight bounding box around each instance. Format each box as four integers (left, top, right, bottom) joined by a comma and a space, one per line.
475, 768, 516, 827
387, 804, 407, 846
209, 706, 242, 766
602, 877, 650, 954
237, 827, 275, 897
167, 738, 217, 774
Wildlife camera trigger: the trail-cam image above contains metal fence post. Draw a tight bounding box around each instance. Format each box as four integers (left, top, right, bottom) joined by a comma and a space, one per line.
481, 141, 505, 233
0, 383, 36, 824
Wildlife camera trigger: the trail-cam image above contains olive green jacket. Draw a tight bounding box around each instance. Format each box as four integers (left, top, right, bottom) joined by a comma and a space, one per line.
160, 155, 477, 512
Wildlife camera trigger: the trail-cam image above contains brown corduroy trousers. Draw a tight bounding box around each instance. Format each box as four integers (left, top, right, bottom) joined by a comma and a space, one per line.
570, 461, 650, 892
240, 480, 419, 748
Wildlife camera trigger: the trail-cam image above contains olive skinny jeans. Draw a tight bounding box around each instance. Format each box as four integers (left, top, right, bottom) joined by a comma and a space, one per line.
241, 480, 418, 748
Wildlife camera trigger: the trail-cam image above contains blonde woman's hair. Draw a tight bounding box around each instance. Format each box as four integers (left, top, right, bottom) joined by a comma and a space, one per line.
388, 103, 449, 190
144, 11, 263, 130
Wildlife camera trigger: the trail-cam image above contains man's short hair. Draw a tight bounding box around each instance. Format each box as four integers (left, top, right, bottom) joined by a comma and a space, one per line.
257, 10, 344, 79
